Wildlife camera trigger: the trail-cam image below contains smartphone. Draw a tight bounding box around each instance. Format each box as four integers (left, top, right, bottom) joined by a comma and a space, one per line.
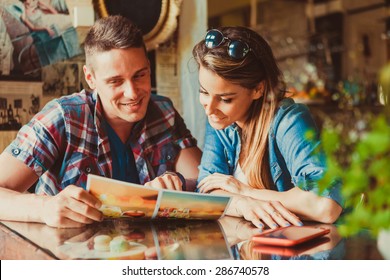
252, 226, 330, 247
253, 237, 331, 257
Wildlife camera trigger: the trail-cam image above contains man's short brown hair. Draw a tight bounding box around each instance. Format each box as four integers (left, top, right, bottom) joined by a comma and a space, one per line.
84, 15, 146, 69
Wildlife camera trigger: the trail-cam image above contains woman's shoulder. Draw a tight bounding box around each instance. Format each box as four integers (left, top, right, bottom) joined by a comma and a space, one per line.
277, 97, 309, 112
272, 98, 316, 132
276, 97, 311, 117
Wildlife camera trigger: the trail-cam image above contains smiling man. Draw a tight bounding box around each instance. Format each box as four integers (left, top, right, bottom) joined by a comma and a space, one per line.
0, 15, 201, 228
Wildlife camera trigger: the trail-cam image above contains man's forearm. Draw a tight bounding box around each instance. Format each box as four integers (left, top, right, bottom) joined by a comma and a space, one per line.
0, 188, 45, 223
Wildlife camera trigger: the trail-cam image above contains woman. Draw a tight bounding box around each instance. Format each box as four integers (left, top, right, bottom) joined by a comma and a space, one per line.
193, 27, 343, 229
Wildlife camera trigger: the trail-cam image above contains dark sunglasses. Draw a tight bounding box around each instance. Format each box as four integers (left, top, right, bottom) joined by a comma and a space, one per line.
205, 29, 251, 59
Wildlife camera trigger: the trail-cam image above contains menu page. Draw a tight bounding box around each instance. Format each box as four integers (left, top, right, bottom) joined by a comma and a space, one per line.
87, 174, 231, 221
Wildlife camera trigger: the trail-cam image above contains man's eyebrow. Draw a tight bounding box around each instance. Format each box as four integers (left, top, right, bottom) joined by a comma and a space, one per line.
104, 75, 122, 82
199, 85, 237, 97
104, 67, 150, 82
134, 67, 150, 75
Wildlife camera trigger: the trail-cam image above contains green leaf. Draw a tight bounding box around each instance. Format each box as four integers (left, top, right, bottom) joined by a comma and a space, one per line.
321, 129, 340, 155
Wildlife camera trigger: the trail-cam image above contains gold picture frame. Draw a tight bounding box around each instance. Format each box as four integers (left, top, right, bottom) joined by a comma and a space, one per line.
92, 0, 182, 50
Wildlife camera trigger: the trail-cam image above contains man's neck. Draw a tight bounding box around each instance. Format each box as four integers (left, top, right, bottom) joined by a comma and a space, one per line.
106, 120, 133, 143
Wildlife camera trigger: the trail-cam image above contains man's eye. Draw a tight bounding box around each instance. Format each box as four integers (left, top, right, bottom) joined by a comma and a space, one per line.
134, 71, 149, 79
221, 98, 232, 103
134, 73, 145, 79
109, 80, 122, 85
200, 91, 208, 95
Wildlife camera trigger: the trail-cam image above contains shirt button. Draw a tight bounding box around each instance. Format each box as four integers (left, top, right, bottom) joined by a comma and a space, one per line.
228, 160, 231, 164
85, 167, 92, 173
12, 148, 21, 155
167, 155, 172, 160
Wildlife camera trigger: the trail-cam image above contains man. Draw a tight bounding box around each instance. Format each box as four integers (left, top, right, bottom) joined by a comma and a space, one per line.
0, 15, 202, 228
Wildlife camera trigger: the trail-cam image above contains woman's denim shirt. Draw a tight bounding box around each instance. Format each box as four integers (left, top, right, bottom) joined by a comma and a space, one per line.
197, 98, 343, 206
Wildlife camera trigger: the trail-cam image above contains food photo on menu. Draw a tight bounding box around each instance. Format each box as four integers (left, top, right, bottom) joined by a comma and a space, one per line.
87, 174, 231, 221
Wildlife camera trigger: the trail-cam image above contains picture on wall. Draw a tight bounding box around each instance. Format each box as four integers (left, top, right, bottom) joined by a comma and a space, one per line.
0, 80, 42, 131
42, 61, 80, 97
0, 0, 81, 80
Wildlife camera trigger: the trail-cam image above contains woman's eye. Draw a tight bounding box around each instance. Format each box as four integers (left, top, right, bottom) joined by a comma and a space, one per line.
200, 91, 208, 96
221, 98, 232, 103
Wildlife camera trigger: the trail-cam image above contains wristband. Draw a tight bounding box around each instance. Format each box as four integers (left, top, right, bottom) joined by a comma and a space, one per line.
162, 171, 186, 191
175, 172, 186, 191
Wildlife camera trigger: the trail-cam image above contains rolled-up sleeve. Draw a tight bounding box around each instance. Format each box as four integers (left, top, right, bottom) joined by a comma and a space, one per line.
274, 103, 344, 206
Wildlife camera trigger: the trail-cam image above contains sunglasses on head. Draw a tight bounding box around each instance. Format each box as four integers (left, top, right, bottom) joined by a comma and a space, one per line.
205, 29, 251, 60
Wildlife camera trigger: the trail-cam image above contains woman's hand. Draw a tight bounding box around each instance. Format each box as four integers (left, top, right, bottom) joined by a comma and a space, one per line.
218, 216, 259, 246
197, 173, 252, 195
229, 196, 302, 229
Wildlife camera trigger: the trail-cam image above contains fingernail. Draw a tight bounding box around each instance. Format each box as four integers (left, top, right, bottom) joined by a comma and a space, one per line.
259, 224, 264, 228
298, 222, 304, 226
273, 223, 278, 228
285, 222, 291, 226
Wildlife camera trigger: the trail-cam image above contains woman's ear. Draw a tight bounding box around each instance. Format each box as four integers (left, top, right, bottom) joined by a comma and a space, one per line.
252, 82, 265, 100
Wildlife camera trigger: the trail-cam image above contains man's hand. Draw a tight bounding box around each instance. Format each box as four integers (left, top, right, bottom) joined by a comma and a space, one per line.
41, 185, 103, 228
144, 172, 183, 191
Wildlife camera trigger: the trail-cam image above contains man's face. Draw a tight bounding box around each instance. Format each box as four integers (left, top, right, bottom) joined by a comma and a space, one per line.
84, 48, 151, 128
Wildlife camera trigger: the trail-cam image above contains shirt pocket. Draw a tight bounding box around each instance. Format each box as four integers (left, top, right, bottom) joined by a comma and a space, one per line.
150, 143, 180, 176
224, 148, 235, 174
61, 152, 98, 190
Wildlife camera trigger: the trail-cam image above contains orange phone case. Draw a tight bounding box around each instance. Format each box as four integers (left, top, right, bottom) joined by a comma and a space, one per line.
251, 226, 330, 247
253, 237, 331, 256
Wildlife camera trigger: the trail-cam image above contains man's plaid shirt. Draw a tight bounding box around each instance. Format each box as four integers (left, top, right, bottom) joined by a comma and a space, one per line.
6, 90, 197, 195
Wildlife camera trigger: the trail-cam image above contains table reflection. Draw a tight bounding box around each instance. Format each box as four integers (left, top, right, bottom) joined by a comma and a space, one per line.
229, 222, 345, 260
58, 219, 232, 260
0, 217, 383, 260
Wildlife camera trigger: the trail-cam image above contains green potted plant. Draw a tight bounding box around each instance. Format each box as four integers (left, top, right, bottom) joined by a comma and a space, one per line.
316, 64, 390, 258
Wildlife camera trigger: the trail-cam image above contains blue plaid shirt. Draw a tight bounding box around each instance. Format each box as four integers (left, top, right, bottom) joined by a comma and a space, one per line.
6, 90, 197, 195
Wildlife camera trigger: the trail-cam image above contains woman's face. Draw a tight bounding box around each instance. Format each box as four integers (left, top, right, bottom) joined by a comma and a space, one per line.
198, 65, 261, 130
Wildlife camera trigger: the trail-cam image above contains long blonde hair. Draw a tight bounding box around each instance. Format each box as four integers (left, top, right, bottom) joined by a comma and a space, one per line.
193, 26, 285, 189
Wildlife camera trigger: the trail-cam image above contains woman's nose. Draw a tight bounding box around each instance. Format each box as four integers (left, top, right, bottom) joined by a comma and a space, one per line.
203, 98, 217, 115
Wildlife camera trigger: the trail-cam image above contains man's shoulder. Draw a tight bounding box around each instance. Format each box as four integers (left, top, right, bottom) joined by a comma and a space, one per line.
148, 94, 176, 118
150, 94, 174, 107
56, 90, 95, 107
41, 90, 96, 125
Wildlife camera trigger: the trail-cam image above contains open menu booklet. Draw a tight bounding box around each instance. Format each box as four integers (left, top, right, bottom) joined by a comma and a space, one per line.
87, 174, 231, 220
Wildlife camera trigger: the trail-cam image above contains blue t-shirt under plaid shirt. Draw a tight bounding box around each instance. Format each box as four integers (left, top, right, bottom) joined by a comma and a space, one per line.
5, 90, 197, 195
104, 120, 140, 184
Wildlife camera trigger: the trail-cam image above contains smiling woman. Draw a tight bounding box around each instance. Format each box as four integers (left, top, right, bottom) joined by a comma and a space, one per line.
92, 0, 182, 50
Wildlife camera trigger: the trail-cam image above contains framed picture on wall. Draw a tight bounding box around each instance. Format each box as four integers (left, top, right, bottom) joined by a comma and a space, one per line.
93, 0, 182, 50
42, 61, 80, 97
0, 0, 81, 80
0, 80, 43, 131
